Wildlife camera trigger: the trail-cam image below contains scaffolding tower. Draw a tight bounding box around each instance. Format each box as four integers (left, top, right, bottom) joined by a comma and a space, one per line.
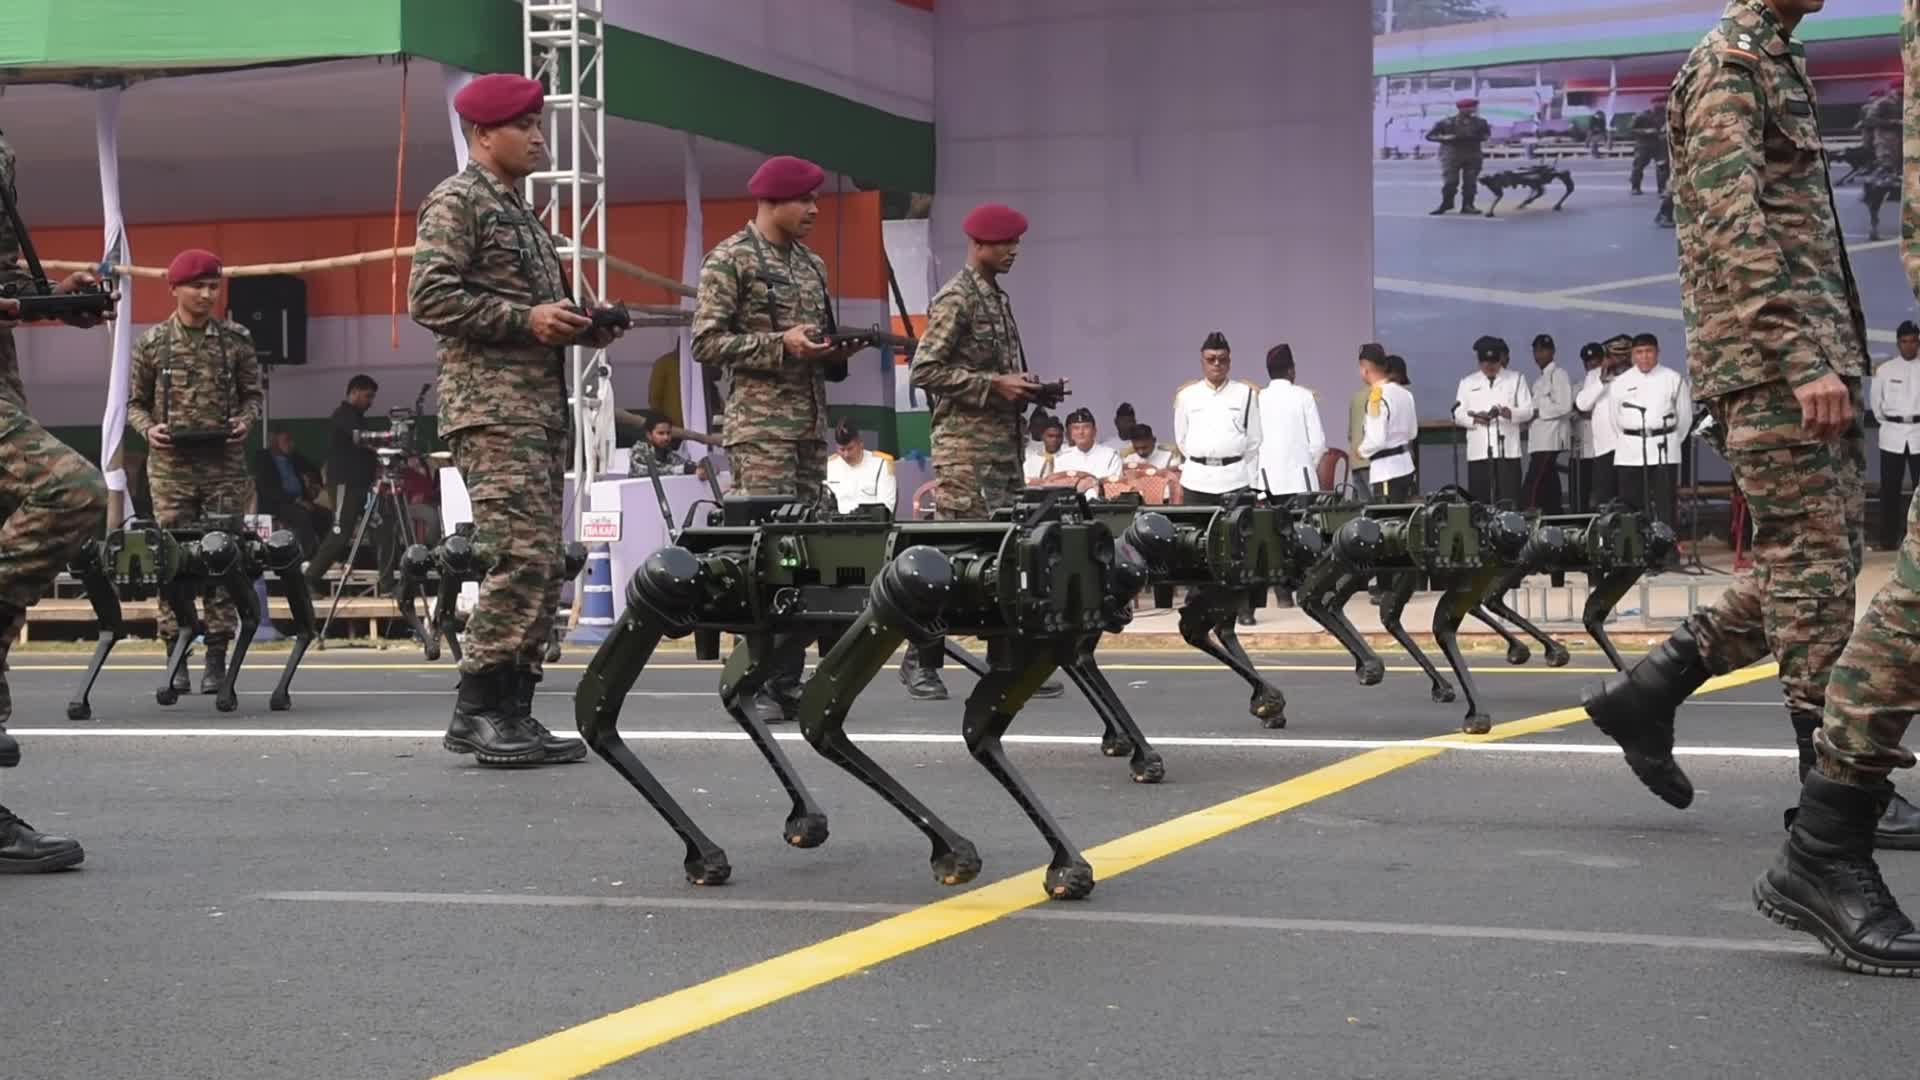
523, 0, 610, 532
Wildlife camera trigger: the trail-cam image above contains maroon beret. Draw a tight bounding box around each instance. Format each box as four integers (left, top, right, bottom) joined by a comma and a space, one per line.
454, 74, 544, 126
167, 249, 223, 287
961, 203, 1028, 244
1456, 97, 1478, 109
747, 155, 825, 201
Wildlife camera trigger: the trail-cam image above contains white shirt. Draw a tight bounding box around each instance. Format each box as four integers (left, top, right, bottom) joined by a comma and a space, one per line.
1173, 377, 1263, 494
1100, 437, 1134, 456
1357, 382, 1418, 485
1873, 354, 1920, 453
1053, 443, 1123, 481
1255, 378, 1326, 495
1124, 446, 1179, 471
1024, 447, 1057, 482
1574, 367, 1619, 457
1609, 364, 1691, 467
825, 452, 896, 515
1527, 362, 1576, 454
1451, 369, 1536, 461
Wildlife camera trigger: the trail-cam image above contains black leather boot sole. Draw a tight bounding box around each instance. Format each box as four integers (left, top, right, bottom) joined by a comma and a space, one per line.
512, 673, 587, 765
1754, 876, 1920, 978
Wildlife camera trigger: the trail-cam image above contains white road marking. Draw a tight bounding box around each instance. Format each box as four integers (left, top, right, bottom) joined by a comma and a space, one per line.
6, 726, 1797, 757
255, 890, 1819, 956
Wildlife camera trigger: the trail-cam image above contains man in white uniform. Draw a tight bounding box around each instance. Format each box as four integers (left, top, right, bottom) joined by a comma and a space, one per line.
1358, 349, 1418, 499
1256, 343, 1325, 497
1052, 407, 1124, 488
1609, 332, 1690, 527
1024, 414, 1064, 482
1872, 320, 1920, 551
1451, 336, 1535, 504
824, 420, 896, 517
1122, 424, 1179, 471
1523, 333, 1575, 513
1575, 335, 1630, 510
1173, 331, 1262, 505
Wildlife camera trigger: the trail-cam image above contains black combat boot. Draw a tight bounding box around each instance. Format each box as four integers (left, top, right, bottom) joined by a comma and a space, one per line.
161, 636, 193, 694
1786, 711, 1920, 849
1755, 772, 1920, 976
0, 803, 84, 873
751, 640, 810, 722
1272, 588, 1296, 610
1580, 623, 1709, 808
900, 644, 949, 702
510, 668, 585, 764
1428, 200, 1454, 216
443, 667, 544, 766
199, 641, 229, 695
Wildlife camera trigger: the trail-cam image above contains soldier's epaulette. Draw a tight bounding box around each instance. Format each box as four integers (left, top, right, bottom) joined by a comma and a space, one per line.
1173, 378, 1202, 398
1719, 19, 1765, 70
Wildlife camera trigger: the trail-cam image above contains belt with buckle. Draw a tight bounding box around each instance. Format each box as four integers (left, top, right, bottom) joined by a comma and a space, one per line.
1189, 454, 1243, 466
1369, 444, 1409, 461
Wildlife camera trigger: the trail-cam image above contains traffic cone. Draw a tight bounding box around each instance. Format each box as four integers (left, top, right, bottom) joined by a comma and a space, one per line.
567, 543, 616, 644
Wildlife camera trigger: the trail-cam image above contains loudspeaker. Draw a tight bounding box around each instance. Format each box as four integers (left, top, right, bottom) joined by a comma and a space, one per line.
227, 274, 308, 365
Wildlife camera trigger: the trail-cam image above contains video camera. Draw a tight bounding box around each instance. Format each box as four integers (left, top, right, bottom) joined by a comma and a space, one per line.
350, 383, 432, 458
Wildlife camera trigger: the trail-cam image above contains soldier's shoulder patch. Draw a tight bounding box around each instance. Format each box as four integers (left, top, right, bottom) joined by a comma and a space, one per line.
1173, 378, 1201, 398
1717, 18, 1764, 68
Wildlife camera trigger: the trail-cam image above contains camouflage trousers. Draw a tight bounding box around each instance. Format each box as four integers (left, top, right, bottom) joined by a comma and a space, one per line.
727, 437, 827, 508
1688, 392, 1865, 718
910, 455, 1025, 668
1, 400, 107, 716
0, 400, 106, 614
149, 462, 254, 646
932, 458, 1024, 520
1815, 488, 1920, 783
451, 423, 565, 677
1440, 154, 1482, 207
1629, 144, 1669, 192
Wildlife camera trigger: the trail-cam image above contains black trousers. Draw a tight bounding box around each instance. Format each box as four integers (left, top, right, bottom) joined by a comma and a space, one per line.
1369, 474, 1418, 501
1881, 449, 1920, 550
1521, 450, 1563, 513
1577, 453, 1616, 510
1466, 458, 1524, 506
1616, 462, 1678, 526
1181, 486, 1251, 508
307, 482, 374, 584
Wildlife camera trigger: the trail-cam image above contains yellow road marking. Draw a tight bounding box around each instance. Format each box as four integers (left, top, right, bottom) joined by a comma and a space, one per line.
7, 661, 1620, 676
432, 663, 1781, 1079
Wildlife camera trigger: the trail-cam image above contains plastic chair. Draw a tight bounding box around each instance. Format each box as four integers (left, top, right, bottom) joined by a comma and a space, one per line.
1316, 448, 1350, 494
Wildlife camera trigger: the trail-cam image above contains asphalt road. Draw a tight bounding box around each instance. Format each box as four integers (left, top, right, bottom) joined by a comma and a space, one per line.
2, 646, 1915, 1080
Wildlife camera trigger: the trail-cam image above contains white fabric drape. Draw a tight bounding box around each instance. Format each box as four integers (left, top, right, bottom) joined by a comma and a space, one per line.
94, 86, 134, 523
678, 131, 708, 457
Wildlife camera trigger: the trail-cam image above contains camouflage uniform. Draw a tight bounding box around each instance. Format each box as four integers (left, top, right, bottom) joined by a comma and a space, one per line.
1865, 91, 1904, 173
1425, 111, 1491, 211
909, 266, 1029, 519
692, 223, 832, 506
408, 161, 570, 679
127, 314, 261, 645
1629, 104, 1670, 194
0, 134, 109, 744
1670, 0, 1869, 720
1813, 8, 1920, 784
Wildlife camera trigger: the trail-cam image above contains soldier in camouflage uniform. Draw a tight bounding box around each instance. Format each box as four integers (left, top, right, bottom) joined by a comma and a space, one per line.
0, 132, 112, 872
692, 155, 853, 718
1750, 0, 1920, 976
127, 249, 261, 694
1426, 98, 1491, 215
1628, 93, 1671, 196
409, 73, 623, 767
898, 203, 1062, 701
1585, 0, 1889, 828
1858, 80, 1903, 241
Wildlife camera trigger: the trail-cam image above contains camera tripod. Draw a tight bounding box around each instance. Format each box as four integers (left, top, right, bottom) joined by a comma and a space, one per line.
316, 449, 415, 645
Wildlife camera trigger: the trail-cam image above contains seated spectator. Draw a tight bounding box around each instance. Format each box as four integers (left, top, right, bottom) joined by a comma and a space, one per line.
825, 419, 896, 517
1051, 407, 1124, 490
628, 412, 697, 477
1123, 424, 1180, 472
1025, 415, 1065, 482
252, 428, 331, 554
1102, 402, 1138, 453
